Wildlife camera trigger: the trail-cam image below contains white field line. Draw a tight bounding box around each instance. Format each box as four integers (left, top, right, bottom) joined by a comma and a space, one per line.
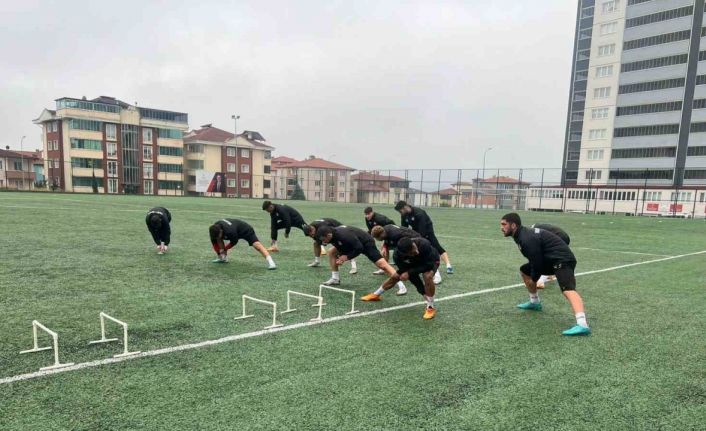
2, 249, 704, 386
438, 234, 673, 258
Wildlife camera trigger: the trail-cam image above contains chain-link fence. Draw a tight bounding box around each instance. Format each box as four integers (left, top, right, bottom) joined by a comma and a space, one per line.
2, 158, 705, 218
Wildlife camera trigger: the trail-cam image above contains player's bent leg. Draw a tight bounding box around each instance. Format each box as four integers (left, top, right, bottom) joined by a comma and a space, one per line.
373, 258, 397, 277
517, 264, 542, 311
556, 265, 590, 335
421, 272, 437, 320
323, 246, 341, 285
349, 258, 358, 275
362, 274, 400, 301
309, 242, 321, 267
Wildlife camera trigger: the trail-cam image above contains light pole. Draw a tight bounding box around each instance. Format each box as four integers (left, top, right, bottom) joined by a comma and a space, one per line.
480, 146, 493, 208
20, 136, 26, 190
231, 114, 240, 198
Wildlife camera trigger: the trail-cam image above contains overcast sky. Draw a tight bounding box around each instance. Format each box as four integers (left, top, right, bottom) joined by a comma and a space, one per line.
0, 0, 577, 171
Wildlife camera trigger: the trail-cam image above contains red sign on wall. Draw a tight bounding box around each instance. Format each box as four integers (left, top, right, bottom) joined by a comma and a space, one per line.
669, 204, 683, 212
646, 203, 659, 211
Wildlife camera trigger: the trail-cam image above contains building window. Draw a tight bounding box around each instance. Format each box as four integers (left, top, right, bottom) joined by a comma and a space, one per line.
644, 191, 662, 201
227, 163, 236, 172
621, 54, 688, 73
70, 138, 102, 151
595, 65, 613, 78
687, 146, 706, 156
614, 124, 680, 137
616, 101, 682, 116
339, 171, 346, 177
263, 179, 271, 188
158, 180, 182, 190
51, 121, 58, 132
187, 160, 204, 169
108, 178, 118, 194
69, 119, 102, 131
585, 170, 602, 180
158, 163, 182, 173
619, 78, 685, 95
315, 192, 321, 198
264, 165, 271, 174
143, 163, 153, 178
187, 144, 204, 153
158, 146, 183, 157
241, 164, 249, 173
339, 181, 345, 187
597, 44, 615, 57
588, 129, 607, 140
609, 169, 673, 180
227, 147, 236, 157
594, 87, 611, 99
624, 30, 691, 51
143, 145, 153, 160
241, 179, 250, 188
106, 124, 117, 141
588, 149, 605, 160
144, 180, 153, 195
567, 151, 580, 161
157, 128, 182, 139
600, 22, 618, 35
107, 142, 117, 158
142, 128, 153, 143
107, 161, 118, 177
241, 149, 250, 158
602, 1, 619, 13
339, 192, 345, 199
71, 158, 102, 169
228, 179, 237, 187
264, 151, 272, 159
591, 108, 609, 119
625, 6, 693, 29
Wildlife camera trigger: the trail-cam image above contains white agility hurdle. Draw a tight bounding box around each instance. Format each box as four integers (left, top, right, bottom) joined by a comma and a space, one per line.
234, 295, 283, 329
19, 320, 74, 371
280, 290, 324, 321
88, 312, 141, 358
316, 285, 359, 321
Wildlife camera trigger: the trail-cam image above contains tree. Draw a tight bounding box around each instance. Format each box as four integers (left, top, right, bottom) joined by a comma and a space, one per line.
290, 183, 306, 200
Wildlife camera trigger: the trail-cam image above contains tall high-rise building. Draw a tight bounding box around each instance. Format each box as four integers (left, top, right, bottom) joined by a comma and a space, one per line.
563, 0, 706, 187
33, 96, 188, 194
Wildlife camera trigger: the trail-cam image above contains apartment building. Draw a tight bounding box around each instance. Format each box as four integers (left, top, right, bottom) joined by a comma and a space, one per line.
0, 148, 37, 190
33, 96, 188, 194
271, 156, 354, 202
350, 171, 411, 204
183, 125, 274, 198
563, 0, 706, 187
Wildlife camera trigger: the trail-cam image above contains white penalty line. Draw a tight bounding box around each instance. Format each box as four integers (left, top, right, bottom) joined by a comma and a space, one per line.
2, 249, 704, 385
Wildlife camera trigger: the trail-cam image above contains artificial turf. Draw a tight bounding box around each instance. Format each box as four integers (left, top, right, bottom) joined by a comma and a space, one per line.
1, 192, 704, 430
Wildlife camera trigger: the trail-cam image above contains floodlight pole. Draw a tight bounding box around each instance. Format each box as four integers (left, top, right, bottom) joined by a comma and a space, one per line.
232, 114, 240, 198
20, 135, 26, 189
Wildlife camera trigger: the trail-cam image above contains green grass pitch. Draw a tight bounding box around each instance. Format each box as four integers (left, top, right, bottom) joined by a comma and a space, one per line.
1, 192, 705, 430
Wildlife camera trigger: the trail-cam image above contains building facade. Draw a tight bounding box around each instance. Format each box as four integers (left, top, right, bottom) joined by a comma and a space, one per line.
33, 96, 188, 195
271, 156, 354, 202
350, 171, 411, 204
183, 125, 274, 198
0, 149, 37, 190
563, 0, 706, 187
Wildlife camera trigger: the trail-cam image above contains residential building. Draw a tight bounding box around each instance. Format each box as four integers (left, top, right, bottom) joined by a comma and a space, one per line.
16, 150, 44, 185
33, 96, 188, 194
0, 148, 36, 190
183, 125, 274, 198
438, 176, 529, 209
350, 171, 411, 204
270, 156, 354, 202
562, 0, 706, 187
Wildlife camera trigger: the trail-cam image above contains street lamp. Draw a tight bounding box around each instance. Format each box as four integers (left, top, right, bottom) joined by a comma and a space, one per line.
20, 136, 26, 190
231, 114, 240, 198
482, 146, 493, 180
479, 146, 493, 209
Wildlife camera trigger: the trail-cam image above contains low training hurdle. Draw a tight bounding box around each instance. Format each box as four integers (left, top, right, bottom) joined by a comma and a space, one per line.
19, 320, 74, 371
88, 312, 141, 358
316, 285, 359, 321
280, 290, 324, 321
234, 295, 283, 329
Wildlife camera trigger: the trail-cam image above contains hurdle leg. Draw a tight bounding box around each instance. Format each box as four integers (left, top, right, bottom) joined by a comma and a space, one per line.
20, 322, 52, 354
234, 295, 255, 320
39, 334, 73, 371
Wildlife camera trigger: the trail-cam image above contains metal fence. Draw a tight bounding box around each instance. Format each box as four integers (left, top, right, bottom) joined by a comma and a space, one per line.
2, 158, 706, 218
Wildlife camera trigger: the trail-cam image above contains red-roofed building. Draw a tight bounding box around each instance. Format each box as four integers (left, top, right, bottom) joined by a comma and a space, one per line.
183, 125, 274, 198
350, 171, 411, 204
439, 176, 529, 209
271, 155, 354, 202
0, 148, 40, 190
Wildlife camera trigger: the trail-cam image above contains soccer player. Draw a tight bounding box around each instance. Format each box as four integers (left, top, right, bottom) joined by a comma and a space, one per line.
146, 207, 171, 254
262, 200, 307, 252
371, 224, 443, 284
530, 223, 571, 289
316, 225, 406, 294
209, 219, 277, 270
394, 200, 454, 274
500, 213, 590, 336
304, 218, 358, 274
364, 207, 395, 233
362, 237, 439, 320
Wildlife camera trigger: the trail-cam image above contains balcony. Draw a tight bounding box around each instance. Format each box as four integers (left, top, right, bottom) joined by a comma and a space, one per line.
4, 171, 36, 181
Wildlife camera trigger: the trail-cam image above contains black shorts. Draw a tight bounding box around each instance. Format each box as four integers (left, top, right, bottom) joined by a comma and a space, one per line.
360, 239, 383, 262
520, 261, 577, 291
237, 227, 260, 247
424, 232, 446, 255
397, 260, 440, 295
